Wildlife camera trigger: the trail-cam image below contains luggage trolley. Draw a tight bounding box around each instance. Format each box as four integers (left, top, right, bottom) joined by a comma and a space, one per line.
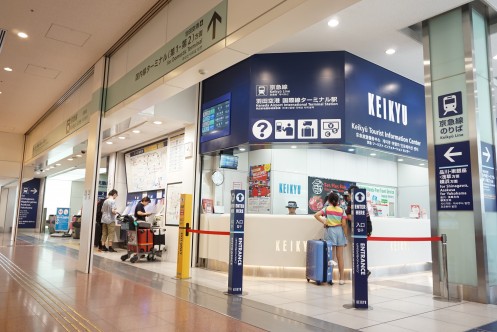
118, 215, 166, 263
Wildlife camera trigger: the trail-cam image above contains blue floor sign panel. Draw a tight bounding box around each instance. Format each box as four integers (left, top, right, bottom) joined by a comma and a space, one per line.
352, 188, 368, 309
435, 141, 473, 210
228, 190, 245, 295
480, 141, 497, 212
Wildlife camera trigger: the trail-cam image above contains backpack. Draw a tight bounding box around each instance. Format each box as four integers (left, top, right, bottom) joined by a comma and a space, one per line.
96, 199, 105, 224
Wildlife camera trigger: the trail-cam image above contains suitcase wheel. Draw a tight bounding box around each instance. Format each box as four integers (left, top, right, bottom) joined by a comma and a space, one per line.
328, 281, 333, 285
146, 254, 155, 261
130, 255, 139, 263
316, 281, 321, 285
306, 278, 310, 283
120, 254, 128, 261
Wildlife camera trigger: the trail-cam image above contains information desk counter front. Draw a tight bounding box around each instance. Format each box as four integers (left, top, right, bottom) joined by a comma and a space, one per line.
199, 214, 431, 278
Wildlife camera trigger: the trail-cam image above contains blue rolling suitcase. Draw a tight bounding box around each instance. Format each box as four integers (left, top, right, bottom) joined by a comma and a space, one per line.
306, 240, 333, 285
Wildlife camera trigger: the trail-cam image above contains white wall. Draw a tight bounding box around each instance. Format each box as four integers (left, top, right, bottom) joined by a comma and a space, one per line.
70, 181, 85, 216
397, 163, 430, 218
44, 180, 72, 216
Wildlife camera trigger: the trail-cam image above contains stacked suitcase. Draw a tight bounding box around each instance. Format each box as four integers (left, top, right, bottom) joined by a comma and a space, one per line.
120, 222, 166, 263
306, 240, 333, 285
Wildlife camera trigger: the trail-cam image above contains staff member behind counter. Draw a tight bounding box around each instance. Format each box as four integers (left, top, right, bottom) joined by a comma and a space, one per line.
286, 201, 299, 215
135, 196, 152, 221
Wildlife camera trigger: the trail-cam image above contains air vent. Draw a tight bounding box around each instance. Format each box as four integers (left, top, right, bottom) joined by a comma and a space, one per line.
0, 29, 6, 54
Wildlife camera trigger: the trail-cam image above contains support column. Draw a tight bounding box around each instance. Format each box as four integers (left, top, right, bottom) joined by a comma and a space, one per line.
423, 2, 497, 303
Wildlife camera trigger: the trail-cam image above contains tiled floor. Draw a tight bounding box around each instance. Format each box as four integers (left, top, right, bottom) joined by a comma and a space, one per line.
2, 231, 497, 332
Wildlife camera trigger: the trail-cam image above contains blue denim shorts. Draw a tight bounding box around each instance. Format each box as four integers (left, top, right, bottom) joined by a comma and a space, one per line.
323, 226, 347, 246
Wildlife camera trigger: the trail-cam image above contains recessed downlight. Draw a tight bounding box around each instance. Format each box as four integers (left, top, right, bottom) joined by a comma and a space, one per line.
419, 163, 425, 166
17, 32, 28, 39
75, 154, 82, 158
291, 145, 297, 149
239, 147, 246, 151
4, 67, 13, 72
132, 129, 140, 134
67, 158, 74, 161
385, 48, 396, 55
370, 153, 376, 156
327, 18, 339, 27
55, 163, 61, 166
153, 120, 162, 125
118, 136, 126, 140
397, 158, 404, 162
106, 141, 113, 145
347, 148, 355, 152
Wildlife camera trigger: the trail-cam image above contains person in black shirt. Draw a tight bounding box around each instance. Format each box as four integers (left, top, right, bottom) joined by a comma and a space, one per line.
134, 196, 152, 221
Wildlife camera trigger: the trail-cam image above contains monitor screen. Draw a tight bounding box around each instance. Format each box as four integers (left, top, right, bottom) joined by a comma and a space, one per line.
200, 93, 231, 143
219, 154, 238, 169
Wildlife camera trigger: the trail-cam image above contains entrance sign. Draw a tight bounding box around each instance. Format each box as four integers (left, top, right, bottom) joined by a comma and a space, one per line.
55, 208, 70, 232
351, 188, 368, 309
19, 178, 41, 229
435, 141, 473, 210
228, 190, 245, 295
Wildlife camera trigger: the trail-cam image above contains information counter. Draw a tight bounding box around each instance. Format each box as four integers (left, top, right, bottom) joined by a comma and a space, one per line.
199, 214, 431, 278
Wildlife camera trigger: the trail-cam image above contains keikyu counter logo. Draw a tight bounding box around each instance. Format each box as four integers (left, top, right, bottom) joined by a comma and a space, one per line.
368, 92, 408, 126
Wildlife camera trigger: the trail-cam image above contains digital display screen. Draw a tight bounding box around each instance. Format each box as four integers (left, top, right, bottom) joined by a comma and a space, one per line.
200, 93, 231, 143
219, 155, 238, 169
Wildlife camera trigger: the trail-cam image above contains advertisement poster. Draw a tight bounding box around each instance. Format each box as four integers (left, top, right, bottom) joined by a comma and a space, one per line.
55, 207, 70, 232
248, 164, 271, 213
356, 183, 397, 217
307, 176, 354, 214
19, 178, 41, 229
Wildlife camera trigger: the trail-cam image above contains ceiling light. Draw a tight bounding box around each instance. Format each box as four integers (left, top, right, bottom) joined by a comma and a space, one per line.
132, 129, 140, 134
419, 163, 425, 166
75, 154, 82, 158
370, 153, 376, 156
239, 147, 246, 151
385, 48, 396, 55
55, 163, 61, 166
347, 148, 355, 152
153, 120, 162, 125
67, 158, 73, 161
4, 67, 13, 72
291, 145, 297, 149
493, 55, 497, 60
17, 32, 28, 39
106, 141, 113, 145
118, 136, 126, 140
397, 158, 404, 162
327, 18, 339, 27
0, 92, 2, 94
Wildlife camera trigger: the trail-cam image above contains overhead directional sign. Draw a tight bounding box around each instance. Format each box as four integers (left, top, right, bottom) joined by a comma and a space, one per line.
480, 141, 497, 212
435, 141, 473, 210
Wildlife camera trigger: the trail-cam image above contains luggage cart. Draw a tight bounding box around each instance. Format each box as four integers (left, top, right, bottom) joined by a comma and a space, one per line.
118, 215, 165, 263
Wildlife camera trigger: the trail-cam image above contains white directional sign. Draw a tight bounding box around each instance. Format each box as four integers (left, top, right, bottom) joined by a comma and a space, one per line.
444, 146, 462, 162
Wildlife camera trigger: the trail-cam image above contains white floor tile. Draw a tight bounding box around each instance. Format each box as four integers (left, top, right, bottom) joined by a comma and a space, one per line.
387, 315, 471, 332
313, 310, 383, 330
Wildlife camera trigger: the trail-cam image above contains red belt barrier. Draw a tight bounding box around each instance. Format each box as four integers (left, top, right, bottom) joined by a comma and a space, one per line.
368, 236, 442, 242
186, 229, 230, 236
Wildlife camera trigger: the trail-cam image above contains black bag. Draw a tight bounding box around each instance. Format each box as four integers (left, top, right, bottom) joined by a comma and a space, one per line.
96, 199, 105, 224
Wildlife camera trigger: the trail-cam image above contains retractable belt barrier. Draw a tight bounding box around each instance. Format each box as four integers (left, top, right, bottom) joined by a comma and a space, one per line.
183, 224, 230, 236
367, 234, 449, 301
368, 236, 442, 242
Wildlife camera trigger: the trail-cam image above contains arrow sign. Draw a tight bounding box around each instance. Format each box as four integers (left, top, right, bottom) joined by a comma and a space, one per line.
208, 11, 222, 39
30, 188, 38, 194
444, 146, 462, 162
355, 191, 366, 203
482, 146, 491, 163
236, 193, 245, 202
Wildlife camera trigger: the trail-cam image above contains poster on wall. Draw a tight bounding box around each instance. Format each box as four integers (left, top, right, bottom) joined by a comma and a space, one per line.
124, 140, 167, 193
307, 176, 354, 214
166, 182, 182, 225
248, 164, 271, 213
356, 183, 397, 217
18, 178, 40, 229
55, 208, 70, 232
168, 134, 185, 172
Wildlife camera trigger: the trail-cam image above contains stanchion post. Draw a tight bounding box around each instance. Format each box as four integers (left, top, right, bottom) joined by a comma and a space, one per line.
176, 194, 192, 279
441, 233, 449, 300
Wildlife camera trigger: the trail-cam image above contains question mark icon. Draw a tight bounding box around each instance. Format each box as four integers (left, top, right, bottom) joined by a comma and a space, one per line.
252, 120, 272, 140
257, 122, 268, 138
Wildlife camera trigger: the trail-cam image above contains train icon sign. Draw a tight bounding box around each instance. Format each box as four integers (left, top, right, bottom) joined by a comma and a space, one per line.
438, 91, 462, 118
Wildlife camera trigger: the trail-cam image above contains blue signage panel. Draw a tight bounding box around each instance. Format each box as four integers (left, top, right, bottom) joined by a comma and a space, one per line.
249, 52, 346, 144
435, 141, 473, 210
19, 178, 41, 229
480, 141, 497, 212
55, 207, 70, 232
344, 53, 427, 159
351, 189, 368, 309
228, 190, 245, 295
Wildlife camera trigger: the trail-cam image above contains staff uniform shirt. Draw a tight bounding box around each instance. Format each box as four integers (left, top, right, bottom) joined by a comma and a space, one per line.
134, 202, 147, 221
319, 205, 346, 227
